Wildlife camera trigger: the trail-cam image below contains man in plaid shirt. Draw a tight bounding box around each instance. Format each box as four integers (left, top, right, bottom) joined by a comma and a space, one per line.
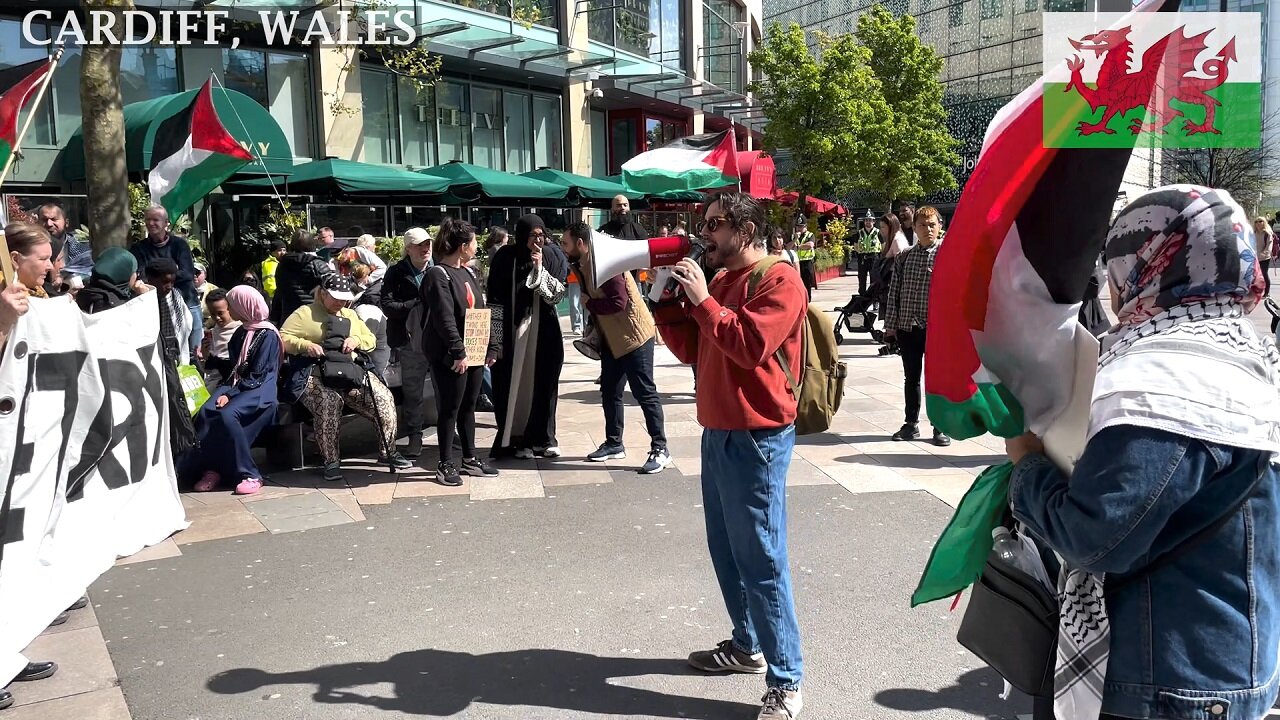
884, 205, 951, 446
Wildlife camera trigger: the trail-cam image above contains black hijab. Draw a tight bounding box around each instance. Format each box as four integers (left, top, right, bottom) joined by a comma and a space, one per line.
514, 214, 568, 283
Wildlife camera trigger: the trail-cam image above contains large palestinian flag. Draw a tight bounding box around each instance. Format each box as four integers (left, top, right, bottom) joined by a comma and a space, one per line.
621, 130, 740, 195
147, 79, 253, 219
0, 60, 53, 175
924, 0, 1183, 442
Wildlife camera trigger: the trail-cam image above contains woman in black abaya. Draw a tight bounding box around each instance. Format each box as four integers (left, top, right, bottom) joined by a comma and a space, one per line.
486, 214, 568, 459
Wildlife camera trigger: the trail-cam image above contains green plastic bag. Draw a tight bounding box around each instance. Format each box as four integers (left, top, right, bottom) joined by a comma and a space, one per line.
177, 364, 211, 417
910, 462, 1012, 607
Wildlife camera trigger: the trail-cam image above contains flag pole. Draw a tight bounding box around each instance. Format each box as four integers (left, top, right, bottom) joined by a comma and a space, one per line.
0, 48, 62, 286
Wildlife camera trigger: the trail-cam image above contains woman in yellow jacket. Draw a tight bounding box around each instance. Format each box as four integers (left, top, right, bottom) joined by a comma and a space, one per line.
280, 274, 411, 482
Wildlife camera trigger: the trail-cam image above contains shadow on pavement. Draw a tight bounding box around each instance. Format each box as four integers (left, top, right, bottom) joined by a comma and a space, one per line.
873, 667, 1030, 718
208, 648, 758, 718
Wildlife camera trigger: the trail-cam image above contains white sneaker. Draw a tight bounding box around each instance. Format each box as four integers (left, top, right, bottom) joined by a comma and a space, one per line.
758, 687, 802, 719
535, 446, 561, 458
513, 448, 535, 460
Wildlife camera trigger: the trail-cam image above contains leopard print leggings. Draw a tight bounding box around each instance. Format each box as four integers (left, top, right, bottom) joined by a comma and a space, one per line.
299, 374, 398, 463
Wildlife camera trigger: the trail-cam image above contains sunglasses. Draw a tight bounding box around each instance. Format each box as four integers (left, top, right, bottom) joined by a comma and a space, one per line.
696, 216, 731, 234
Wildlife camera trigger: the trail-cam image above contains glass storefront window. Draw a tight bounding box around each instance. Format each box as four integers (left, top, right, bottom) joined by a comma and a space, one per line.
437, 81, 472, 164
703, 0, 744, 93
533, 95, 562, 170
471, 86, 502, 170
307, 204, 388, 240
361, 69, 398, 164
224, 48, 312, 159
266, 52, 313, 159
504, 91, 531, 173
645, 118, 663, 150
610, 116, 637, 174
588, 0, 683, 71
399, 76, 436, 167
224, 49, 268, 107
433, 0, 556, 30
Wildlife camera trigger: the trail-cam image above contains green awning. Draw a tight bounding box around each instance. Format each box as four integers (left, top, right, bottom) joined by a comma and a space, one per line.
62, 87, 295, 180
603, 174, 704, 202
417, 162, 570, 205
521, 168, 642, 206
227, 158, 474, 201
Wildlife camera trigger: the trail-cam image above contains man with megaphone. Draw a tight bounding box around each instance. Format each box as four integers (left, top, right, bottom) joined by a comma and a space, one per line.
654, 191, 809, 720
559, 223, 672, 474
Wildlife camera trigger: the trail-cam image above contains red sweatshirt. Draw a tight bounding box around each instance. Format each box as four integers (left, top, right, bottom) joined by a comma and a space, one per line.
655, 259, 807, 430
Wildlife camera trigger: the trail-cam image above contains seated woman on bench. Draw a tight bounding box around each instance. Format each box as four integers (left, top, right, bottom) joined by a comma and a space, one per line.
191, 286, 282, 496
280, 274, 412, 482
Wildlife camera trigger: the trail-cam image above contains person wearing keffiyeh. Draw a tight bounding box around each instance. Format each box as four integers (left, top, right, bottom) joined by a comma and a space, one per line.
1006, 185, 1280, 720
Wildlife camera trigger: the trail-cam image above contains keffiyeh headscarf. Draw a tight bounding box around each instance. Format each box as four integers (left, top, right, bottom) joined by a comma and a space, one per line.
1054, 185, 1280, 720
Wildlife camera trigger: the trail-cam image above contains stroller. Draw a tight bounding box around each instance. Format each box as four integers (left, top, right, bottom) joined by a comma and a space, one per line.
830, 291, 882, 346
1266, 297, 1280, 337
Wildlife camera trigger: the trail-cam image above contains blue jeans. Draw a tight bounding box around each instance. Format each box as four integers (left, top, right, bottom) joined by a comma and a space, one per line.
701, 425, 803, 689
482, 365, 493, 398
188, 303, 203, 362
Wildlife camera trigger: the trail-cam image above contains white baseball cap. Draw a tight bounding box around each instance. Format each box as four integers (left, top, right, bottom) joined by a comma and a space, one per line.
404, 227, 430, 245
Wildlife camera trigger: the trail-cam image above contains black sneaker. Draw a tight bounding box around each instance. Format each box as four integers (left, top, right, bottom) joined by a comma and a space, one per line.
0, 689, 12, 710
48, 612, 68, 627
640, 448, 673, 474
322, 461, 344, 482
461, 457, 499, 477
891, 423, 921, 441
15, 662, 57, 682
382, 452, 413, 471
687, 639, 767, 674
476, 395, 495, 412
67, 596, 88, 611
587, 443, 625, 462
404, 433, 423, 459
933, 431, 952, 447
437, 461, 463, 487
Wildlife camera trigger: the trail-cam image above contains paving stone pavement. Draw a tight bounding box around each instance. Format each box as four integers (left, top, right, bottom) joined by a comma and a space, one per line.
142, 271, 1002, 555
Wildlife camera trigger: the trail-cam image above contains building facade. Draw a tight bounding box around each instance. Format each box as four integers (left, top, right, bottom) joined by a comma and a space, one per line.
1, 0, 767, 253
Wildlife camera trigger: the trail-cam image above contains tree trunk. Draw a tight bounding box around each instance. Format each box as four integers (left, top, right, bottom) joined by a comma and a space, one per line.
80, 0, 133, 257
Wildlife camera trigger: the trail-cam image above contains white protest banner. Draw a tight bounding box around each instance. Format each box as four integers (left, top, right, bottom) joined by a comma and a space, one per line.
0, 292, 188, 684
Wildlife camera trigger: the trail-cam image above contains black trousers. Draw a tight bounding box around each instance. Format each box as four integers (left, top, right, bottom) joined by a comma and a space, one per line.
897, 327, 927, 424
856, 253, 878, 295
429, 359, 484, 463
601, 338, 667, 451
1262, 259, 1272, 295
798, 259, 816, 300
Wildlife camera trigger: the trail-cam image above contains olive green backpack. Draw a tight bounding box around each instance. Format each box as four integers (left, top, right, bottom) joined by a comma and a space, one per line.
747, 256, 847, 435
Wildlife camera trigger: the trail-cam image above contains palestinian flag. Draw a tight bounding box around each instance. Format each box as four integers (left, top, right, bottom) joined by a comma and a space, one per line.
0, 60, 53, 174
924, 0, 1183, 442
148, 79, 253, 220
621, 130, 740, 195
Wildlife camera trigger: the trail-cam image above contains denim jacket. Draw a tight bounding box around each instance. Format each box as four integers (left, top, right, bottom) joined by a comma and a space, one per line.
1010, 425, 1280, 720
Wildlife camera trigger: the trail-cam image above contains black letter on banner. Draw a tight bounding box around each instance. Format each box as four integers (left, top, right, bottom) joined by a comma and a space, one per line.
30, 351, 88, 496
65, 350, 161, 500
135, 342, 165, 466
1, 359, 39, 557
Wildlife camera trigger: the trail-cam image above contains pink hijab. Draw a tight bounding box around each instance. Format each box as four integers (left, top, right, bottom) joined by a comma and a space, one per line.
226, 286, 280, 374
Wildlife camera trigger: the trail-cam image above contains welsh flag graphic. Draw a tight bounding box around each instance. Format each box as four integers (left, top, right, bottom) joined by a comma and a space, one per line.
911, 0, 1185, 607
148, 79, 253, 219
1042, 12, 1261, 149
622, 130, 740, 195
0, 60, 53, 174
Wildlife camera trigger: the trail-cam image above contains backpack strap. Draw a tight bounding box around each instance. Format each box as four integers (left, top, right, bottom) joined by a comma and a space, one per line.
746, 256, 802, 397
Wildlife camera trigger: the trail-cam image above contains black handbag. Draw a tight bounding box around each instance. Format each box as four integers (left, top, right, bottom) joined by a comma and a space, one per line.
318, 316, 368, 390
959, 454, 1270, 698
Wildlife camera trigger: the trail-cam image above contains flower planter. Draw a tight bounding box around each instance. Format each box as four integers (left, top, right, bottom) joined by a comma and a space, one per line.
816, 267, 844, 283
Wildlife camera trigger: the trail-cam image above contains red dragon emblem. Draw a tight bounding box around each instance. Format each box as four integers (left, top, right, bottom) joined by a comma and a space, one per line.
1064, 25, 1237, 136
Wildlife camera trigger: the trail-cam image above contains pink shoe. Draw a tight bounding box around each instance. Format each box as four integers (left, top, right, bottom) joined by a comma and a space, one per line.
194, 471, 221, 492
234, 478, 263, 496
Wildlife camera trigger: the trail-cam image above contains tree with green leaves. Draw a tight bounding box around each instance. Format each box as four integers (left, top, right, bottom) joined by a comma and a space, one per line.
748, 23, 892, 213
854, 5, 960, 210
